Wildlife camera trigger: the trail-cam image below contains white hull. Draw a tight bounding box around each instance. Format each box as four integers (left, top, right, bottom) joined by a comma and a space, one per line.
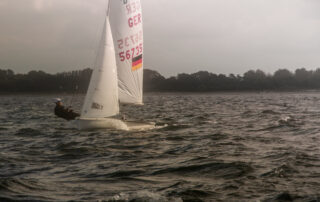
76, 118, 155, 131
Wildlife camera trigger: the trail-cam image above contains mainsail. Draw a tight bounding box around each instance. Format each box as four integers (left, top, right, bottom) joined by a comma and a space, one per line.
80, 15, 119, 118
110, 0, 144, 105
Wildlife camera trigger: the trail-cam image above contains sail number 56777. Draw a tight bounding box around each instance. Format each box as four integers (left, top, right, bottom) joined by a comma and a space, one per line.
119, 43, 143, 62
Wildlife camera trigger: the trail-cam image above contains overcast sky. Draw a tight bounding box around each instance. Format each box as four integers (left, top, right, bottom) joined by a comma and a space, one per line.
1, 0, 320, 77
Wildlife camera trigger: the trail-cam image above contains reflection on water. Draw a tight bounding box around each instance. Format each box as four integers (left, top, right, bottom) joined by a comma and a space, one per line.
0, 92, 319, 201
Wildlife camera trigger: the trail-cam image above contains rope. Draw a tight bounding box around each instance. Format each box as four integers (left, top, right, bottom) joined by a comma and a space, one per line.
69, 83, 79, 107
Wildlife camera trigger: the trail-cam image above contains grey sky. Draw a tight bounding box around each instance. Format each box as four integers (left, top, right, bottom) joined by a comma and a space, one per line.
1, 0, 320, 77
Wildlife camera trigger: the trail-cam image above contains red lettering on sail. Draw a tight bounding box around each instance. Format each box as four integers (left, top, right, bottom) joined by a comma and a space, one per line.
126, 1, 141, 15
117, 31, 142, 49
126, 5, 132, 14
128, 13, 142, 28
118, 43, 143, 62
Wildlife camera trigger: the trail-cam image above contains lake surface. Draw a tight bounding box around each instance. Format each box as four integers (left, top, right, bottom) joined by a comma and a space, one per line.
0, 92, 319, 201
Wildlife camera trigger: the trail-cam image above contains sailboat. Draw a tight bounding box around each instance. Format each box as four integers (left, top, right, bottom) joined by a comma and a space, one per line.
76, 0, 155, 131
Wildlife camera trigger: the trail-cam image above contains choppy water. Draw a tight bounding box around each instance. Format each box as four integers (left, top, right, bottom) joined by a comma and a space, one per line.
0, 92, 320, 201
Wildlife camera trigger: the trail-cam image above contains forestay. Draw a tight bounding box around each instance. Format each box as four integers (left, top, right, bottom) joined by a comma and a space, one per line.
110, 0, 144, 105
80, 16, 119, 118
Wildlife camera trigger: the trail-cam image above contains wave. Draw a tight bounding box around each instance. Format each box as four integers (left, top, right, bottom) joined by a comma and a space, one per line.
255, 116, 303, 131
0, 196, 46, 202
159, 123, 191, 131
262, 192, 320, 202
54, 142, 96, 159
152, 161, 253, 179
0, 178, 41, 192
205, 133, 228, 141
277, 116, 300, 127
261, 109, 280, 115
14, 128, 44, 137
0, 127, 8, 131
173, 189, 216, 202
84, 170, 145, 180
106, 190, 181, 202
261, 164, 298, 178
0, 178, 50, 202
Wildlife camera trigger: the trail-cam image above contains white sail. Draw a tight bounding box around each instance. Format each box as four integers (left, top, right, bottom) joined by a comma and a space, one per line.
80, 15, 119, 118
110, 0, 144, 105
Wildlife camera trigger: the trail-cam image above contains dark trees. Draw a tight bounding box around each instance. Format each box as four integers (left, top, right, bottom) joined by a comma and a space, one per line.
1, 67, 320, 93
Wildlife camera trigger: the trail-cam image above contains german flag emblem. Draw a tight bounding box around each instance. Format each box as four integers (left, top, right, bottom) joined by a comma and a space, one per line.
132, 54, 142, 71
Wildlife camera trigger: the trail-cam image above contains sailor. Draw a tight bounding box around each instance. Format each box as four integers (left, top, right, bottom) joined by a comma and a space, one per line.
54, 98, 80, 121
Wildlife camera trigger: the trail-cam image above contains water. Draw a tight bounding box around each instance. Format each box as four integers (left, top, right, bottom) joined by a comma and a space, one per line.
0, 92, 319, 201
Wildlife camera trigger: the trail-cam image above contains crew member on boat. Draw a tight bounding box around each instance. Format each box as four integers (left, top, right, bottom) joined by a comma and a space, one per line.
54, 98, 80, 121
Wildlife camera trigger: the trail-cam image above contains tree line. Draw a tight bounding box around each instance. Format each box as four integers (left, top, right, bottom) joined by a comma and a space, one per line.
145, 68, 320, 92
1, 67, 320, 93
0, 68, 91, 93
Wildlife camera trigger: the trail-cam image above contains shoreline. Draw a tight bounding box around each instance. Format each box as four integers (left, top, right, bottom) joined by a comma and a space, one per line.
1, 89, 320, 96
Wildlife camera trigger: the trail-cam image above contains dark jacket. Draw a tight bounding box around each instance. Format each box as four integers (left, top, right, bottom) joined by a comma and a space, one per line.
54, 105, 80, 121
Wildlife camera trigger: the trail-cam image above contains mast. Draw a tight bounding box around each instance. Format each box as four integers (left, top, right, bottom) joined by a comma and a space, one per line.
106, 0, 111, 17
